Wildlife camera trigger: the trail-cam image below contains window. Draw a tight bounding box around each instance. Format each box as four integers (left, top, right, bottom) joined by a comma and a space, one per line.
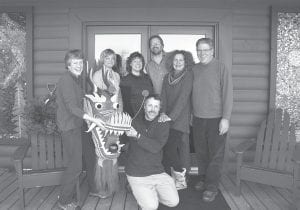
87, 24, 214, 74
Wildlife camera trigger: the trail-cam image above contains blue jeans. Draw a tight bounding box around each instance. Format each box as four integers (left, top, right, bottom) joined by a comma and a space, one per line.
127, 173, 179, 210
192, 117, 226, 192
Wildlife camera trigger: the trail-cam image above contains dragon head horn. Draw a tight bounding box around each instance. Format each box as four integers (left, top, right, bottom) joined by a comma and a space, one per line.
89, 66, 98, 94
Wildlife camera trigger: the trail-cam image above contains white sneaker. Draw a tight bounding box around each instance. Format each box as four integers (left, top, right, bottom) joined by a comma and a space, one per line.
172, 168, 187, 190
57, 201, 78, 210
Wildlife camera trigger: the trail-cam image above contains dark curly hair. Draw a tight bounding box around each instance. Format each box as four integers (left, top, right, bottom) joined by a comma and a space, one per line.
126, 51, 145, 75
165, 50, 195, 72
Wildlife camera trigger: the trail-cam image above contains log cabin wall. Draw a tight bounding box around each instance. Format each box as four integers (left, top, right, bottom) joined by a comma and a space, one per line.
23, 5, 271, 171
34, 8, 70, 96
228, 8, 270, 170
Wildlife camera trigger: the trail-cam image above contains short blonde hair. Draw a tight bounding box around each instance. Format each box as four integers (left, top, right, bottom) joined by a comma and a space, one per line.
98, 48, 116, 67
64, 49, 84, 69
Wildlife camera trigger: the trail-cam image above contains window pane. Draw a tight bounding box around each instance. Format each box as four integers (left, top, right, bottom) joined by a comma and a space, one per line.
159, 34, 205, 62
95, 34, 141, 74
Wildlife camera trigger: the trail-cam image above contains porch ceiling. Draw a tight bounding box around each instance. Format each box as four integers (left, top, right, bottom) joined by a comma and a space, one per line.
0, 0, 300, 8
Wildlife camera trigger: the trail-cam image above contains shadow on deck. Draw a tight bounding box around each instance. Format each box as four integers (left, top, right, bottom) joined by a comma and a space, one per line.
0, 168, 296, 210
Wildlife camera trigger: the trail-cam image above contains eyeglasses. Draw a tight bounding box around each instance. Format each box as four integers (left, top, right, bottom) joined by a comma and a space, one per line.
196, 48, 212, 53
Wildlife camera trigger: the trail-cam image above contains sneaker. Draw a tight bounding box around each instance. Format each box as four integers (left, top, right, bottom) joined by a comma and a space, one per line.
89, 192, 109, 199
194, 181, 205, 191
57, 201, 78, 210
172, 168, 187, 190
202, 190, 218, 202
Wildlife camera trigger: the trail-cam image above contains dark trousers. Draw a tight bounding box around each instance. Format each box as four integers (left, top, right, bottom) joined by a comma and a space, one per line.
59, 128, 82, 205
82, 123, 96, 192
179, 133, 190, 173
163, 129, 184, 174
192, 117, 226, 192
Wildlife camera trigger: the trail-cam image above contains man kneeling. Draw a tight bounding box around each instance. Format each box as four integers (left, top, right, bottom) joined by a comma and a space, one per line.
124, 95, 179, 210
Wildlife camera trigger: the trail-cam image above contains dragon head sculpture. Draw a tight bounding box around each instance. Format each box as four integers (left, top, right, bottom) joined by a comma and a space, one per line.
83, 68, 132, 167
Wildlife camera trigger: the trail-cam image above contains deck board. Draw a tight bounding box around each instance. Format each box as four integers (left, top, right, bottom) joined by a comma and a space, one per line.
26, 186, 55, 209
124, 193, 139, 210
37, 187, 60, 210
246, 182, 281, 210
96, 196, 114, 210
221, 174, 251, 209
0, 177, 17, 203
259, 184, 292, 210
219, 182, 239, 210
0, 168, 297, 210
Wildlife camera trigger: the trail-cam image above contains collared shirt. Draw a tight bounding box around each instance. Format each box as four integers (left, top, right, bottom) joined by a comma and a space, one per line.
145, 52, 169, 95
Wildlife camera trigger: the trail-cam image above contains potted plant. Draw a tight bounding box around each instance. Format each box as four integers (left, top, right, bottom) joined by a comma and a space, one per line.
23, 85, 61, 159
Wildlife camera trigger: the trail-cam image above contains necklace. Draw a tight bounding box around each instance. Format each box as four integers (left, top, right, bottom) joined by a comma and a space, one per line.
168, 70, 186, 85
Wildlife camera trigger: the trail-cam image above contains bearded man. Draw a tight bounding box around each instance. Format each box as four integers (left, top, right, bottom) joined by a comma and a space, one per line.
124, 95, 179, 210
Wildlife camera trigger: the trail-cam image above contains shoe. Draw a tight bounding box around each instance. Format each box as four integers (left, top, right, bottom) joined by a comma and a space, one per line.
58, 201, 78, 210
172, 168, 187, 190
194, 181, 205, 191
89, 192, 109, 199
202, 190, 218, 202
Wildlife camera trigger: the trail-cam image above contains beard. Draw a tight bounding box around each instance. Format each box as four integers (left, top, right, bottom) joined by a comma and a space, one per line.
151, 47, 162, 55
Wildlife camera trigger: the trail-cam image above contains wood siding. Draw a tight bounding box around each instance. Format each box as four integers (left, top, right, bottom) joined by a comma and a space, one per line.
31, 7, 271, 172
229, 8, 270, 170
33, 8, 69, 96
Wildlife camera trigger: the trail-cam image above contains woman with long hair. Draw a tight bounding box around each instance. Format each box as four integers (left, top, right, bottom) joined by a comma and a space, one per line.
88, 49, 123, 198
159, 50, 194, 190
92, 49, 123, 110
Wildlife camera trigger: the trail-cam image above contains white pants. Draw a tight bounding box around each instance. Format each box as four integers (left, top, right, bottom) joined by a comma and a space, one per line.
127, 173, 179, 210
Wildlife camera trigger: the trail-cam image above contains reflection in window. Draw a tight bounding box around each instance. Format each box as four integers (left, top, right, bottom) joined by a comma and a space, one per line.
0, 12, 27, 139
277, 12, 300, 140
95, 34, 141, 75
159, 34, 205, 62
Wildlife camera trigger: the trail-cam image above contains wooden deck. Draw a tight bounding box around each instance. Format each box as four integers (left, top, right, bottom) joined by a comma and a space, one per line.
0, 168, 297, 210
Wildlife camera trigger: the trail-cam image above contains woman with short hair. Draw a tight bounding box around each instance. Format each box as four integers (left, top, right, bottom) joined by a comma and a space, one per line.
120, 51, 153, 118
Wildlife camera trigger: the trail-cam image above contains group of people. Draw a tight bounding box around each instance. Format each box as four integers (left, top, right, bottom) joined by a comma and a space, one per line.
55, 35, 233, 210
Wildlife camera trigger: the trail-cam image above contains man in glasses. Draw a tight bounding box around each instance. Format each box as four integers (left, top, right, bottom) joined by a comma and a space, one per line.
192, 38, 233, 202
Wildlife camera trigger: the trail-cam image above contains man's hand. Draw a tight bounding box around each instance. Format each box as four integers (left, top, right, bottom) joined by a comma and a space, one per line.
158, 113, 171, 122
125, 126, 139, 138
219, 118, 229, 135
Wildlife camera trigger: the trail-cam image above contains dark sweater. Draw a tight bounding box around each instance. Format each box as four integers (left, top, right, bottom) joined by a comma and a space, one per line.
161, 70, 193, 133
192, 58, 233, 120
120, 73, 153, 117
56, 72, 85, 131
124, 114, 170, 177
